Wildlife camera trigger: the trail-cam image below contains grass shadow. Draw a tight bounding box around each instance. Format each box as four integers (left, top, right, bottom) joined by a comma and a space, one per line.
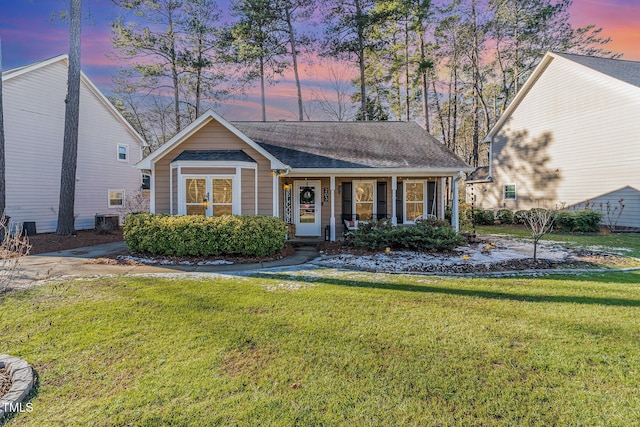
248, 271, 640, 308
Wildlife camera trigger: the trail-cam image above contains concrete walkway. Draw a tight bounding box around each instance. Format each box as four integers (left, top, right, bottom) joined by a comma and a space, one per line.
11, 242, 320, 290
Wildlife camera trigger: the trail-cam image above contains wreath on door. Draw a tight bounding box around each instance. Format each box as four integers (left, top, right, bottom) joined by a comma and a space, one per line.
300, 187, 315, 204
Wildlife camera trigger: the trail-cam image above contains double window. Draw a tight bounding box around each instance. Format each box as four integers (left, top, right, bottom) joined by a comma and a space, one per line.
185, 176, 234, 217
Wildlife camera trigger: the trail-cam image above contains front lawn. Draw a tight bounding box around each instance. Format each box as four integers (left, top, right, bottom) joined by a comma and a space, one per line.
475, 224, 640, 258
2, 270, 640, 425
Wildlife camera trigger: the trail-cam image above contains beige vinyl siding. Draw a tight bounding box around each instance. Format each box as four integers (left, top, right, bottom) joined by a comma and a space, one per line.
153, 120, 273, 214
3, 59, 143, 232
241, 168, 256, 214
476, 56, 640, 227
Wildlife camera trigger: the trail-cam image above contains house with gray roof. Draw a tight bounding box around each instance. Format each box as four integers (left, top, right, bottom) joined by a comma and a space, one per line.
467, 51, 640, 229
137, 110, 472, 240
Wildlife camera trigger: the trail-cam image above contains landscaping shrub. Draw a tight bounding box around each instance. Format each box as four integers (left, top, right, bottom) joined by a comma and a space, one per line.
473, 209, 495, 225
554, 210, 576, 232
496, 209, 514, 224
514, 210, 529, 224
573, 209, 602, 232
347, 218, 465, 251
554, 209, 602, 232
123, 213, 287, 257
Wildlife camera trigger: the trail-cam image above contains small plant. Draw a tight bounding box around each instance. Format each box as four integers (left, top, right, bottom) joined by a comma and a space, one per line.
599, 199, 625, 232
514, 210, 529, 224
523, 208, 557, 261
1, 214, 32, 293
94, 220, 115, 235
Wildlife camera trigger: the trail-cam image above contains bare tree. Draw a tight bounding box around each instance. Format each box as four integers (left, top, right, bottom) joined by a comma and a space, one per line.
311, 61, 357, 121
1, 213, 31, 294
523, 207, 556, 261
56, 0, 82, 235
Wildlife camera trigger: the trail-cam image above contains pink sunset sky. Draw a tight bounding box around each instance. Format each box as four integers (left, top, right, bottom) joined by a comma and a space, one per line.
1, 0, 639, 121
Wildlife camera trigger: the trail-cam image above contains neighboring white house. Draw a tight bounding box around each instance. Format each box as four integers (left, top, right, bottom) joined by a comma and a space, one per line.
2, 55, 146, 233
467, 52, 640, 228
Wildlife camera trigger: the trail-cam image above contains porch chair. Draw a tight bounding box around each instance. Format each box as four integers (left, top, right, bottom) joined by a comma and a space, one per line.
342, 213, 360, 231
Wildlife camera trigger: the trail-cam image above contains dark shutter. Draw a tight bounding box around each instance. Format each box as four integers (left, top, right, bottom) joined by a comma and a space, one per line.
376, 181, 387, 219
342, 181, 352, 221
427, 182, 437, 216
396, 181, 403, 224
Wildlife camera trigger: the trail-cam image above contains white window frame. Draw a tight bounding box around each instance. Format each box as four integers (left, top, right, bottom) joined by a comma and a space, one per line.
117, 144, 129, 162
403, 179, 437, 224
181, 174, 238, 216
352, 179, 377, 221
503, 183, 517, 200
108, 189, 125, 208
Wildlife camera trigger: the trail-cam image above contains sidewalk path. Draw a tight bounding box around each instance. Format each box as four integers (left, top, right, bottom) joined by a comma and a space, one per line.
11, 242, 320, 290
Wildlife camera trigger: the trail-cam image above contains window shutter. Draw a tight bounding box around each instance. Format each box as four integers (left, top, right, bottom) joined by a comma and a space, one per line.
427, 181, 437, 215
376, 181, 387, 219
342, 181, 352, 220
396, 181, 403, 224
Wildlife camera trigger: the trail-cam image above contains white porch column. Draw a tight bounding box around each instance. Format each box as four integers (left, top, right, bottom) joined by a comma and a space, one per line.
391, 176, 398, 225
439, 178, 445, 219
452, 172, 462, 231
272, 171, 279, 218
150, 167, 155, 214
330, 176, 336, 241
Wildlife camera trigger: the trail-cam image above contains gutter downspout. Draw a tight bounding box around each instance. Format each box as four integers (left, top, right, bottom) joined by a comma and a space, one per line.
452, 172, 463, 232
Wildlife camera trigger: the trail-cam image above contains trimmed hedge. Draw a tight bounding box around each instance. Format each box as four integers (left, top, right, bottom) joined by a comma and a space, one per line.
346, 218, 465, 251
473, 209, 495, 225
496, 209, 514, 224
124, 213, 287, 257
554, 209, 602, 232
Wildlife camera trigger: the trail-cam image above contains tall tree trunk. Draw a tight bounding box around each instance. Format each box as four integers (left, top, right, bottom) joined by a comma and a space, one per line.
420, 32, 429, 132
404, 19, 410, 121
355, 0, 367, 120
168, 11, 180, 133
57, 0, 82, 235
284, 5, 303, 121
260, 56, 266, 122
0, 38, 5, 217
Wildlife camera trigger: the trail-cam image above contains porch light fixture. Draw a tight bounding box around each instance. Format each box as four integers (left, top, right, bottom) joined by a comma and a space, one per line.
283, 183, 292, 191
203, 193, 210, 207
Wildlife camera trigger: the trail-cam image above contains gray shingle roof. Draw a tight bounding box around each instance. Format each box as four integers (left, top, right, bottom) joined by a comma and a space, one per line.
555, 52, 640, 88
465, 166, 491, 182
172, 150, 256, 163
231, 121, 470, 169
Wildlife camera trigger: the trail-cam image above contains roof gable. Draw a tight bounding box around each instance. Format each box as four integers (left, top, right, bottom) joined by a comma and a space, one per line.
137, 109, 286, 170
485, 52, 640, 142
3, 54, 146, 146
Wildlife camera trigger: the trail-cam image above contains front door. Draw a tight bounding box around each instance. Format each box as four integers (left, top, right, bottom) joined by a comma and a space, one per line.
294, 180, 321, 236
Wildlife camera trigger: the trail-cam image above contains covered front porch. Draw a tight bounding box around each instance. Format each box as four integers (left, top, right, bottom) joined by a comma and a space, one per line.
274, 172, 464, 242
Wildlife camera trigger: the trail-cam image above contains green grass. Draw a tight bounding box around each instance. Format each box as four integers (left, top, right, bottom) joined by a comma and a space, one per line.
475, 224, 640, 258
3, 270, 640, 425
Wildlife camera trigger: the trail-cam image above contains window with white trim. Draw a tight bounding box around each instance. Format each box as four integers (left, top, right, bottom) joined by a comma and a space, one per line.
117, 144, 128, 162
504, 184, 517, 200
353, 180, 375, 220
184, 175, 235, 217
405, 181, 425, 222
108, 190, 124, 208
404, 180, 437, 223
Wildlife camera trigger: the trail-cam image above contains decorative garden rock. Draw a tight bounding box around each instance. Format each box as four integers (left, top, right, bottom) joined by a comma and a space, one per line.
0, 355, 34, 419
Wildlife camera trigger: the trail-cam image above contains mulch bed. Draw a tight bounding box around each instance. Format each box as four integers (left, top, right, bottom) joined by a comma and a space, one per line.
26, 229, 124, 255
0, 367, 11, 399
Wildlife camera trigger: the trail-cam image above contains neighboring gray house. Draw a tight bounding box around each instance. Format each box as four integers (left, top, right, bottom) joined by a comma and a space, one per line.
137, 110, 472, 240
2, 55, 146, 233
467, 52, 640, 228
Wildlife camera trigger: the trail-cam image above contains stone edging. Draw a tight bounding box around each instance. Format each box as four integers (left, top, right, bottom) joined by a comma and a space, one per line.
0, 355, 34, 419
